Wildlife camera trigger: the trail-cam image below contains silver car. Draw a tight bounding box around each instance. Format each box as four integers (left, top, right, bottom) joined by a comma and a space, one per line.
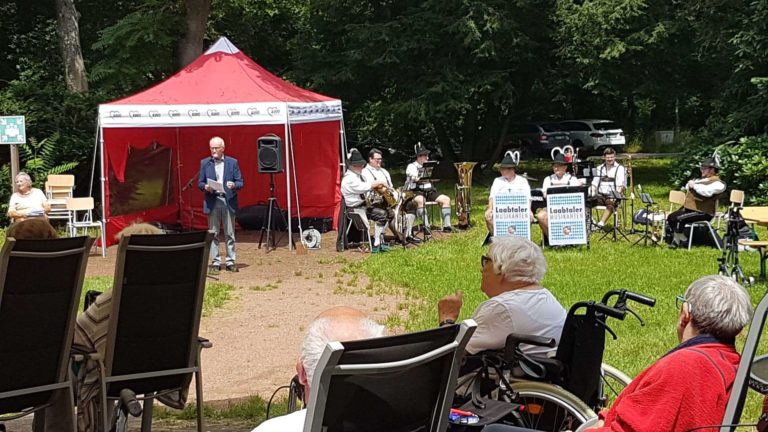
558, 119, 625, 153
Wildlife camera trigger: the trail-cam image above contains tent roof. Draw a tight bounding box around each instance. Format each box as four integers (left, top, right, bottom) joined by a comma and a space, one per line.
98, 37, 342, 127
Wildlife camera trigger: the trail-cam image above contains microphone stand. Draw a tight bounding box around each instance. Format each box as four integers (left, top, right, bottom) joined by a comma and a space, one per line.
180, 174, 198, 231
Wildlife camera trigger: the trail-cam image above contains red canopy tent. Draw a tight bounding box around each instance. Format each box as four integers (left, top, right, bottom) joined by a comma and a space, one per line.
96, 37, 345, 247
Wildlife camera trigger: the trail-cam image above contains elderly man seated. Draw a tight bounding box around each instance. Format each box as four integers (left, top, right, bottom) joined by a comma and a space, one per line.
252, 306, 385, 431
485, 275, 752, 432
437, 236, 566, 357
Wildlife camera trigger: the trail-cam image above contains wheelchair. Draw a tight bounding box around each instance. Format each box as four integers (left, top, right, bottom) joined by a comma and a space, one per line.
451, 289, 656, 432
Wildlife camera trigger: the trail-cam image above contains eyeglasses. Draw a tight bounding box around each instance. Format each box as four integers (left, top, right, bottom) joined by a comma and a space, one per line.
481, 255, 491, 268
675, 295, 692, 313
210, 146, 223, 150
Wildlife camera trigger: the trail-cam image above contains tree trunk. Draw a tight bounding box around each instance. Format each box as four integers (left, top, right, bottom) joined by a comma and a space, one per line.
178, 0, 212, 68
55, 0, 88, 92
484, 114, 512, 171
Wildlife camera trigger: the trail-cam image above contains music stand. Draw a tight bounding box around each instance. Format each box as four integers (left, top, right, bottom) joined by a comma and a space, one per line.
598, 189, 631, 242
258, 173, 292, 251
632, 191, 662, 247
416, 161, 440, 236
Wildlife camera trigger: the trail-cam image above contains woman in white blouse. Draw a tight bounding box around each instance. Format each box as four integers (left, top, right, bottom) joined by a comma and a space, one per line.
7, 171, 50, 223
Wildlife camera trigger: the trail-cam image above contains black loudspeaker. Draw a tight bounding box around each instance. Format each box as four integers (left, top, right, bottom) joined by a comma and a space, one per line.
257, 134, 284, 173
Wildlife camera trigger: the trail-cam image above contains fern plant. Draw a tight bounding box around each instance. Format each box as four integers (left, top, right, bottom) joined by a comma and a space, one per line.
17, 132, 79, 189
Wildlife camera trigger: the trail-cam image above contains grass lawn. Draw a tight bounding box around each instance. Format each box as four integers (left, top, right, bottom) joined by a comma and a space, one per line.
355, 157, 768, 424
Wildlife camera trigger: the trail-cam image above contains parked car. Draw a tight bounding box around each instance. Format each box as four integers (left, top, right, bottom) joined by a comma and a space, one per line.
558, 119, 625, 153
507, 122, 571, 156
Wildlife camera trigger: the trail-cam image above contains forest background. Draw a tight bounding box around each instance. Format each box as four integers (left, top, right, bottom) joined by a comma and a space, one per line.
0, 0, 767, 222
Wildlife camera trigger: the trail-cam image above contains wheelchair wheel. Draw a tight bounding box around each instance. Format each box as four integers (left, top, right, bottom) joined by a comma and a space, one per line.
508, 381, 596, 432
599, 363, 632, 408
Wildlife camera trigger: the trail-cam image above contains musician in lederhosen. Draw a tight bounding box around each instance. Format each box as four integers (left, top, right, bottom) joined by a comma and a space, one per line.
363, 148, 421, 245
405, 143, 453, 235
484, 150, 531, 234
590, 147, 626, 228
665, 157, 726, 248
341, 149, 392, 253
537, 152, 582, 238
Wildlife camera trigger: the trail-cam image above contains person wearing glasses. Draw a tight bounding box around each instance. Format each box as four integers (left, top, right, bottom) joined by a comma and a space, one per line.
436, 236, 566, 357
363, 148, 420, 245
590, 147, 626, 228
583, 275, 752, 432
665, 156, 726, 248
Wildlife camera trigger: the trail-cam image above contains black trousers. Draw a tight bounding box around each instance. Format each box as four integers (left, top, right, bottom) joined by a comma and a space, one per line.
367, 205, 392, 227
666, 207, 712, 234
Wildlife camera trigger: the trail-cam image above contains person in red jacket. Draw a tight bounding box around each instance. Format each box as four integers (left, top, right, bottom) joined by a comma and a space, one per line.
585, 274, 752, 432
482, 275, 752, 432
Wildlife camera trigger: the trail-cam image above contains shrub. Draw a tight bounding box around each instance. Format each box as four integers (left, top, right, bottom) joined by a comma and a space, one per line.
669, 133, 768, 204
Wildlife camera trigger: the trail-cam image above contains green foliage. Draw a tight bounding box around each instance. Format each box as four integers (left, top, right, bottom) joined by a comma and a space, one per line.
89, 1, 184, 94
18, 133, 79, 187
669, 134, 768, 205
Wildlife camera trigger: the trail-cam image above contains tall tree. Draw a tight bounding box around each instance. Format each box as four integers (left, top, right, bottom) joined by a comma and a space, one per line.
178, 0, 211, 68
55, 0, 88, 92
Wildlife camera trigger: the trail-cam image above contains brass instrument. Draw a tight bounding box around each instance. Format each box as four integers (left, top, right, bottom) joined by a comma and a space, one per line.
454, 162, 478, 228
626, 154, 634, 229
367, 184, 399, 208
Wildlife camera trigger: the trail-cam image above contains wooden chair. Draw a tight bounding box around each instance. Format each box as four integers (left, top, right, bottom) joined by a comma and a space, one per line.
45, 175, 75, 223
66, 197, 106, 258
715, 189, 746, 230
0, 236, 93, 431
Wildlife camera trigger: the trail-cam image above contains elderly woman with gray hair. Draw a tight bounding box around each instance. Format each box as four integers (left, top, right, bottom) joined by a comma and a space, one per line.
438, 236, 566, 357
583, 274, 753, 432
7, 171, 50, 223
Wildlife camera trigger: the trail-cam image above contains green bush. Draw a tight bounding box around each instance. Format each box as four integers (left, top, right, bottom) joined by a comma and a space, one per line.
669, 133, 768, 204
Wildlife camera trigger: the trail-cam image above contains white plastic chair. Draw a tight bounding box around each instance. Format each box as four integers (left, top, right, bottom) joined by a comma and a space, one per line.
66, 197, 106, 257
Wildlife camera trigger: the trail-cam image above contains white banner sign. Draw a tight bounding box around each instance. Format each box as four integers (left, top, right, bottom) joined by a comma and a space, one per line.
493, 191, 530, 240
546, 192, 587, 245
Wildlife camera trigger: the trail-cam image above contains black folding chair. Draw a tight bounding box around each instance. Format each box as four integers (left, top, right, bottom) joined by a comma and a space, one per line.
305, 320, 477, 432
90, 231, 213, 432
0, 236, 93, 430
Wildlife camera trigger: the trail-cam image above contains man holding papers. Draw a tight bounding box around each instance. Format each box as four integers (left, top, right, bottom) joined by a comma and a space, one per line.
199, 136, 244, 274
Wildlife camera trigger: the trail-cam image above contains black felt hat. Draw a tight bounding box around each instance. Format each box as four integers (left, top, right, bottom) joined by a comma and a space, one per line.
414, 142, 430, 157
552, 153, 567, 165
500, 150, 520, 168
347, 148, 366, 166
700, 157, 719, 170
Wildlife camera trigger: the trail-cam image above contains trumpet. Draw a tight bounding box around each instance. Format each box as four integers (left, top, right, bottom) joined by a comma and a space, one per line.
454, 162, 477, 228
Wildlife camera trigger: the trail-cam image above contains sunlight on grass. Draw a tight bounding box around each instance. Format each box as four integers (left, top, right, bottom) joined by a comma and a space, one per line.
356, 156, 768, 423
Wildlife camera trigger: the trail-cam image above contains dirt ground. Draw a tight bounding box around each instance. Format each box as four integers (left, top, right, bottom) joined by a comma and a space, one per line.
4, 229, 417, 431
82, 229, 407, 402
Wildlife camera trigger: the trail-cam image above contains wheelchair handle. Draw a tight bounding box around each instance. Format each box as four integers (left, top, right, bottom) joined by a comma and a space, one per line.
593, 303, 626, 320
624, 291, 656, 307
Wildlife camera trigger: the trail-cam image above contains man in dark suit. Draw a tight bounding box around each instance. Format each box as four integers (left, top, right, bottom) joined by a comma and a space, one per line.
198, 136, 244, 273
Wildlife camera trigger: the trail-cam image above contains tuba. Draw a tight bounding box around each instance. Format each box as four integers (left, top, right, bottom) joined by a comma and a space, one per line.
454, 162, 478, 228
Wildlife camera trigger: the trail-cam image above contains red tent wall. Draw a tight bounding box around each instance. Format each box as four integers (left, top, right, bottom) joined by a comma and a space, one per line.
102, 121, 341, 243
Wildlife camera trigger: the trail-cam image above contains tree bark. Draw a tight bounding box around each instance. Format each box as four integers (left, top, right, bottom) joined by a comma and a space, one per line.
55, 0, 88, 92
178, 0, 212, 68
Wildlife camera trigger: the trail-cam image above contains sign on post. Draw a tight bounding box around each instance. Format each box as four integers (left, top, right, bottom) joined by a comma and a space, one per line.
493, 190, 531, 240
546, 192, 587, 246
0, 116, 26, 144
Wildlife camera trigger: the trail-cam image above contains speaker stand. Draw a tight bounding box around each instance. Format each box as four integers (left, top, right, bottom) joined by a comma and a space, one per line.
258, 173, 292, 251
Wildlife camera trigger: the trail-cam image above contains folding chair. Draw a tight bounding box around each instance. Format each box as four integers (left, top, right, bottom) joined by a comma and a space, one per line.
667, 190, 722, 250
0, 236, 94, 431
45, 174, 75, 223
715, 189, 745, 230
90, 231, 213, 432
67, 197, 107, 257
304, 319, 477, 432
345, 208, 373, 251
